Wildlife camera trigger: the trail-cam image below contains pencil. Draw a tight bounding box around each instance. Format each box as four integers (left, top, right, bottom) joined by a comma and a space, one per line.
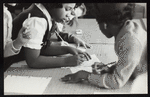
28, 13, 31, 19
54, 30, 64, 42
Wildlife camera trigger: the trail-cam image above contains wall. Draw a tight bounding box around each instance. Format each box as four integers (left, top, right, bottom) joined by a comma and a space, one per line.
136, 3, 147, 18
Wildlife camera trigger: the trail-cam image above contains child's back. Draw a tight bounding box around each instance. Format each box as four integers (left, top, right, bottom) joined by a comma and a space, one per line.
115, 19, 147, 78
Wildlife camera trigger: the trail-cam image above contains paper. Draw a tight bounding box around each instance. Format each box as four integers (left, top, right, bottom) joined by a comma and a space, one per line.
66, 54, 101, 73
4, 75, 52, 94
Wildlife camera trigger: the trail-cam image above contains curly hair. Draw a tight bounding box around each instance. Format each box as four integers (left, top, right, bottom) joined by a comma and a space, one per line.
92, 3, 135, 25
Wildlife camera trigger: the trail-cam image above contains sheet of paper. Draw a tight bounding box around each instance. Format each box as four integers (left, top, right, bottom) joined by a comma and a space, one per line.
66, 54, 101, 73
4, 75, 52, 94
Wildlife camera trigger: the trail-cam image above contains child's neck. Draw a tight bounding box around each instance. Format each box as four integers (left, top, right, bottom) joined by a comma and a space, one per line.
111, 24, 124, 40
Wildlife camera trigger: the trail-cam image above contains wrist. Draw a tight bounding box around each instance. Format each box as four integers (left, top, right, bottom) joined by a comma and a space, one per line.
81, 70, 91, 80
87, 72, 92, 83
13, 39, 23, 49
65, 46, 72, 54
68, 34, 75, 42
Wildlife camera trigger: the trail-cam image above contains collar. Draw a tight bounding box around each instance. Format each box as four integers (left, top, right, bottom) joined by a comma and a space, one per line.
35, 3, 52, 31
3, 5, 8, 12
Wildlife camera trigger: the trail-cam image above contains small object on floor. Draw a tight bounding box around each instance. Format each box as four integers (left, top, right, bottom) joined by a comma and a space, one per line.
75, 29, 83, 35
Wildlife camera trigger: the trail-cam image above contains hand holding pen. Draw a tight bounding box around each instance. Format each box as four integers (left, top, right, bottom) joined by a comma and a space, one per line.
92, 61, 116, 74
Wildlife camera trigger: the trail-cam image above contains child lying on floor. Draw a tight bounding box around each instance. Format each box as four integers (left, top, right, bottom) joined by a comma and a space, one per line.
61, 3, 147, 89
11, 3, 91, 69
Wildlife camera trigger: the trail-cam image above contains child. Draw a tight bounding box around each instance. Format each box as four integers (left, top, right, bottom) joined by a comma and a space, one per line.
11, 3, 91, 69
4, 3, 32, 71
52, 3, 91, 49
61, 3, 147, 89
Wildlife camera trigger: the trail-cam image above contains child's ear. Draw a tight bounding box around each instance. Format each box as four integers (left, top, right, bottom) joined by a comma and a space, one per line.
104, 23, 107, 29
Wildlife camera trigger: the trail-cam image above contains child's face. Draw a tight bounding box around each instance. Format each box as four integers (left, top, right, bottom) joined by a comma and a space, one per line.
74, 5, 84, 17
51, 3, 76, 23
98, 23, 113, 38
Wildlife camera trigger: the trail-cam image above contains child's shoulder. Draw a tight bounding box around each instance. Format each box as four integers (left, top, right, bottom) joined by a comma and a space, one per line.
119, 20, 146, 40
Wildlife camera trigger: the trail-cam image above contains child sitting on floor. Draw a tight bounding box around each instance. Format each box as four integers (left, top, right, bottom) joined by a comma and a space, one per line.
4, 3, 32, 71
61, 3, 147, 89
10, 3, 91, 69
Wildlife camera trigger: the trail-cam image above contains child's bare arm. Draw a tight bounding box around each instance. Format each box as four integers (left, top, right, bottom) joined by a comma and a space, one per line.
58, 32, 91, 48
24, 46, 91, 69
40, 45, 70, 56
24, 47, 75, 68
24, 47, 65, 68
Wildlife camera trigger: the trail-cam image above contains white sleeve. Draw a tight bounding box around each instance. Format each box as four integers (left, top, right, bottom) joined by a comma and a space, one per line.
23, 17, 47, 49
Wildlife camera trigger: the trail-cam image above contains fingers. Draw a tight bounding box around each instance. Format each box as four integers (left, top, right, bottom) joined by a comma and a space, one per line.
61, 74, 75, 82
61, 75, 71, 82
22, 32, 31, 39
19, 27, 26, 34
76, 43, 80, 48
76, 53, 91, 65
76, 41, 87, 49
82, 42, 87, 49
85, 43, 92, 49
63, 41, 69, 46
68, 20, 73, 26
92, 62, 104, 69
79, 54, 87, 61
80, 52, 91, 61
77, 41, 91, 49
61, 74, 79, 83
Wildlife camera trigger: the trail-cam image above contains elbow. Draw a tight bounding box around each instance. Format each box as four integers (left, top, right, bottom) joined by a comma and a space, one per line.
108, 81, 125, 89
26, 60, 38, 69
110, 84, 123, 89
104, 74, 125, 89
27, 62, 36, 68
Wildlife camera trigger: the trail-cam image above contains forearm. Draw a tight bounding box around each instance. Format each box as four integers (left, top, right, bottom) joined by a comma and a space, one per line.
24, 47, 73, 69
88, 73, 110, 88
27, 55, 68, 69
40, 45, 70, 56
58, 32, 74, 43
88, 61, 138, 89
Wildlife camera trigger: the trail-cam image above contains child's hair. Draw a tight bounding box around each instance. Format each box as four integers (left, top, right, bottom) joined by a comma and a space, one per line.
67, 3, 87, 27
77, 3, 87, 17
92, 3, 135, 25
41, 3, 82, 11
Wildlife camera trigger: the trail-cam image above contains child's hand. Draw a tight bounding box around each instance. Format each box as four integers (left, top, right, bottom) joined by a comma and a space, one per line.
61, 70, 90, 83
67, 47, 91, 61
67, 17, 78, 27
92, 62, 116, 74
92, 62, 106, 74
15, 27, 31, 46
73, 37, 91, 49
65, 54, 89, 66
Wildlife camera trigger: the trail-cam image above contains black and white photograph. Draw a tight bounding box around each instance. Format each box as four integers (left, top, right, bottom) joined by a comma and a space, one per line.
3, 3, 147, 95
